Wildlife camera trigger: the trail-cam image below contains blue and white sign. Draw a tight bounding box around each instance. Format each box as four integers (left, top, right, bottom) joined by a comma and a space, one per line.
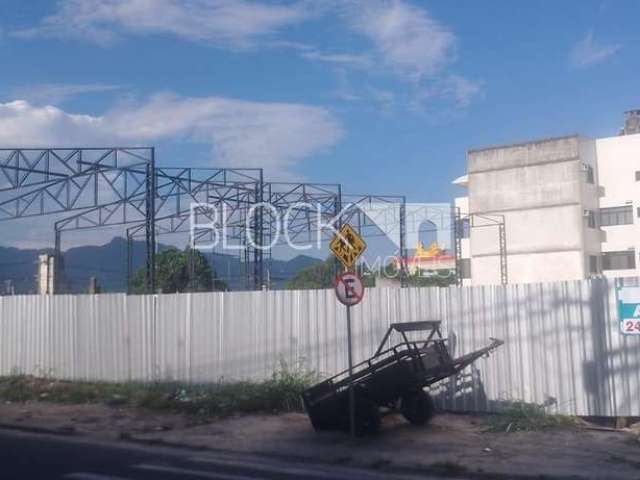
616, 286, 640, 335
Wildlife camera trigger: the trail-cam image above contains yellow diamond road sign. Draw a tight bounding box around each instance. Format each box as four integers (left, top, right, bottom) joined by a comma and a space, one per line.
330, 224, 367, 269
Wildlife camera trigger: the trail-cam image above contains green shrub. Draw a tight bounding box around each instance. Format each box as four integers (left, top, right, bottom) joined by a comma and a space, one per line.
485, 400, 579, 432
0, 362, 317, 419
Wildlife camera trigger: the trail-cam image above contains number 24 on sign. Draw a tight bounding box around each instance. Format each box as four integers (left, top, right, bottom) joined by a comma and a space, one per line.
622, 320, 640, 334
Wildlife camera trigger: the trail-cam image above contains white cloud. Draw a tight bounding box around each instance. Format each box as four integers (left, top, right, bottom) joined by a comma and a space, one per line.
333, 73, 482, 117
438, 75, 483, 108
14, 0, 310, 48
300, 50, 372, 68
343, 0, 456, 81
405, 75, 483, 116
0, 96, 343, 176
17, 0, 457, 76
569, 32, 621, 68
9, 83, 122, 105
14, 0, 480, 113
0, 101, 106, 145
367, 87, 396, 114
323, 1, 478, 114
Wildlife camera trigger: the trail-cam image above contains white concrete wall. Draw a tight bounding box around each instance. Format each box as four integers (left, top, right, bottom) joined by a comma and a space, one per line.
454, 195, 468, 213
579, 137, 603, 274
467, 135, 580, 173
503, 250, 586, 284
454, 196, 470, 259
596, 133, 640, 278
467, 136, 590, 285
454, 132, 640, 285
468, 160, 582, 213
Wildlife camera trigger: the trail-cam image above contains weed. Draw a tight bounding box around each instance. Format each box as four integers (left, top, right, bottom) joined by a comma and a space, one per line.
0, 362, 317, 419
484, 401, 579, 433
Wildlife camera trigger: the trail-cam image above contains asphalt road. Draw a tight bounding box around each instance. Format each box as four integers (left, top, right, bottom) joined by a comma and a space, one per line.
0, 428, 456, 480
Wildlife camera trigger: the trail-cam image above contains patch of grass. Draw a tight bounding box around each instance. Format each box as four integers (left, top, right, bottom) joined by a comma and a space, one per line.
484, 401, 579, 433
0, 363, 317, 419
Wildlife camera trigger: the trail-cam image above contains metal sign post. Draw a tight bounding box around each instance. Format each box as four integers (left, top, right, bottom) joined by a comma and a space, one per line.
346, 301, 355, 437
331, 223, 367, 437
335, 270, 366, 437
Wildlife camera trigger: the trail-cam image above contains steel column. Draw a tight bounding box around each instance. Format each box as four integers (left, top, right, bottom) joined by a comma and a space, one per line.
145, 148, 156, 293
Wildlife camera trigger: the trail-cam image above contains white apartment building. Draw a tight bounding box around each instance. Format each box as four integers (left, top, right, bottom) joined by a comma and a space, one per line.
454, 110, 640, 285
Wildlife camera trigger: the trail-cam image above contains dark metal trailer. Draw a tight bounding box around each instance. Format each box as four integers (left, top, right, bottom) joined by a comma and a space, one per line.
302, 321, 503, 435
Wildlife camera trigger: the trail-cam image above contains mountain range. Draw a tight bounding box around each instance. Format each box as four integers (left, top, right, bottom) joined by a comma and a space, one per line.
0, 237, 322, 294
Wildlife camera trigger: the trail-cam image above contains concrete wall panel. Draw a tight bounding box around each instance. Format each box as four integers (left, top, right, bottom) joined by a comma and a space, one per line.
469, 161, 581, 214
468, 136, 579, 173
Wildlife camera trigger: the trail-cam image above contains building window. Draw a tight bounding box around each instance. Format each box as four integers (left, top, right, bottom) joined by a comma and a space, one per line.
585, 209, 596, 228
584, 164, 594, 184
600, 205, 633, 226
602, 250, 636, 271
589, 255, 599, 274
459, 258, 471, 279
457, 218, 470, 239
636, 171, 640, 181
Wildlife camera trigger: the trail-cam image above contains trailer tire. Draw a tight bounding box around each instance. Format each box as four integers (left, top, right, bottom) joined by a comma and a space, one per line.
307, 406, 334, 432
401, 390, 434, 426
353, 397, 381, 436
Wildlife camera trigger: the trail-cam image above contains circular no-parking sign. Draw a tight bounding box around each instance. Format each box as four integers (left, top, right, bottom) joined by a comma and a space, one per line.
335, 272, 365, 306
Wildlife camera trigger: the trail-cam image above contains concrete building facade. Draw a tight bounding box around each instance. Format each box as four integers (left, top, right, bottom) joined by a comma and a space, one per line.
454, 112, 640, 285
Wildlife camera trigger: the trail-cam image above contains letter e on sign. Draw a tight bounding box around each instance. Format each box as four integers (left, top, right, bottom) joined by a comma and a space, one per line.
335, 272, 365, 306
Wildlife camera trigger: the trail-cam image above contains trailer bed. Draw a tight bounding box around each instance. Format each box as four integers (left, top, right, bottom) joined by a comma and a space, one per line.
302, 321, 503, 435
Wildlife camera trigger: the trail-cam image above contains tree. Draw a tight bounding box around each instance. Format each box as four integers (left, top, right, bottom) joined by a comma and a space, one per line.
286, 256, 341, 290
130, 247, 226, 294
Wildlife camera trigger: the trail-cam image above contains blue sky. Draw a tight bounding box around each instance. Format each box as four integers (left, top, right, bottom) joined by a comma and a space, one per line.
0, 0, 638, 248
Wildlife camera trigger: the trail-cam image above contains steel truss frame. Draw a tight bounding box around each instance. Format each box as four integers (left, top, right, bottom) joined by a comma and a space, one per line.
55, 167, 263, 291
0, 147, 158, 292
124, 186, 411, 290
454, 210, 507, 285
1, 146, 492, 293
125, 181, 344, 290
340, 194, 408, 286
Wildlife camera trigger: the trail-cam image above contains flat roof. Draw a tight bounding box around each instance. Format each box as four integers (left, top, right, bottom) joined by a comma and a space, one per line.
467, 134, 583, 154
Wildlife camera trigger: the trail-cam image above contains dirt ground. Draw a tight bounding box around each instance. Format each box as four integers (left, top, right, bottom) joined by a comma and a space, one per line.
1, 401, 640, 479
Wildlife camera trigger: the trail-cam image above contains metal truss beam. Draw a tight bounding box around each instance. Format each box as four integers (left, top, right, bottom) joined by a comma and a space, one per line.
125, 181, 340, 290
455, 212, 508, 285
122, 186, 413, 291
340, 194, 408, 284
0, 148, 152, 191
0, 146, 418, 293
52, 166, 264, 291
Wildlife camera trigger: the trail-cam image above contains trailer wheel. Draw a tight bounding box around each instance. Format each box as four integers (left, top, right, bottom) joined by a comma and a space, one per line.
307, 407, 332, 432
401, 390, 434, 426
354, 397, 381, 436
